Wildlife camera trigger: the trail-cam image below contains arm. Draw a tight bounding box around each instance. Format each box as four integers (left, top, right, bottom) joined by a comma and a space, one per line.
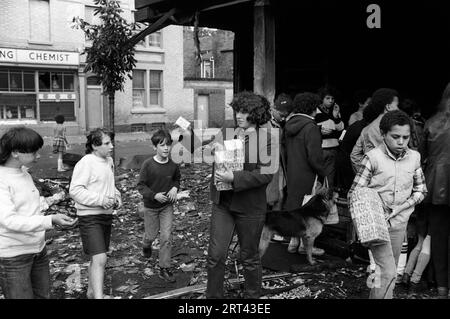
350, 134, 365, 173
69, 160, 104, 206
405, 164, 428, 210
136, 162, 157, 200
305, 125, 328, 178
0, 182, 53, 232
347, 156, 373, 202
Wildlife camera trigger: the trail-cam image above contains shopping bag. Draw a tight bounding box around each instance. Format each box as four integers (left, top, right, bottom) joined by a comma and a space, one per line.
214, 138, 244, 191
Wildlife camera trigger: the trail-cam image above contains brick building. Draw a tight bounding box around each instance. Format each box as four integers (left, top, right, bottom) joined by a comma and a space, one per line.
0, 0, 193, 136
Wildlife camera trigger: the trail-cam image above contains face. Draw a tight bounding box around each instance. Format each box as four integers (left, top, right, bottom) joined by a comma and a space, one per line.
154, 139, 171, 159
13, 151, 40, 167
272, 108, 288, 123
386, 96, 399, 111
322, 95, 335, 109
383, 124, 410, 156
92, 134, 113, 159
235, 111, 252, 129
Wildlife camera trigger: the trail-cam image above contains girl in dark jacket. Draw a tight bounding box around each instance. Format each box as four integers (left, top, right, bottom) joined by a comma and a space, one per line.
419, 82, 450, 298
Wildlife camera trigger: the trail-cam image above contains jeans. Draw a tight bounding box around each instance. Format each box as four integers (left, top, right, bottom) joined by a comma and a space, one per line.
142, 205, 174, 268
369, 225, 406, 299
428, 204, 450, 289
206, 204, 266, 299
323, 148, 338, 187
0, 247, 50, 299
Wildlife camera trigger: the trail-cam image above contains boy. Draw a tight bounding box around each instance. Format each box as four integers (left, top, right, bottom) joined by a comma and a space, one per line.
69, 128, 122, 299
137, 129, 180, 283
348, 110, 427, 299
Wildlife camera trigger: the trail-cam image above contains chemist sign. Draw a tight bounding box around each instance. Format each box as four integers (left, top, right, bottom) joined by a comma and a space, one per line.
0, 48, 79, 65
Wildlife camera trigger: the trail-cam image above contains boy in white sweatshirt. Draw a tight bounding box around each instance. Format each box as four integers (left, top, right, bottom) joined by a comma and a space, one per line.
69, 128, 122, 299
0, 127, 76, 299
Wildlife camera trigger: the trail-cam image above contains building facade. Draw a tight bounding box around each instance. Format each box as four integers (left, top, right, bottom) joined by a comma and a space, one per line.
0, 0, 193, 136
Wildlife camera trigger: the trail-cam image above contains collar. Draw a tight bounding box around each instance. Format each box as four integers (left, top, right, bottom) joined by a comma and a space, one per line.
381, 142, 409, 161
286, 113, 315, 121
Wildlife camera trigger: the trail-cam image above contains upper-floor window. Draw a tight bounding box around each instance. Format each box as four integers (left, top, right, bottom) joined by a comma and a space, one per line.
29, 0, 50, 43
0, 69, 35, 92
201, 58, 214, 78
84, 5, 102, 25
132, 69, 162, 108
138, 31, 162, 48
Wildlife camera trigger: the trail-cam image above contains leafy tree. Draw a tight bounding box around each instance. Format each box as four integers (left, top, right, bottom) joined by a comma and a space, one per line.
72, 0, 137, 161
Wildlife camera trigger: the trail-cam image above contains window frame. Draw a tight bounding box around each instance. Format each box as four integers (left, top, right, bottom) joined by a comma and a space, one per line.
131, 69, 163, 109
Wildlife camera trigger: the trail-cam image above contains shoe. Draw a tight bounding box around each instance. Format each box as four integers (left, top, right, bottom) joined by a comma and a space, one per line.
401, 273, 411, 287
408, 282, 424, 294
159, 268, 176, 283
142, 246, 152, 258
437, 287, 448, 299
298, 246, 325, 256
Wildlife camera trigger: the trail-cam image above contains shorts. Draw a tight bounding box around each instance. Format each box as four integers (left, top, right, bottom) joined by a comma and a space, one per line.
78, 214, 113, 256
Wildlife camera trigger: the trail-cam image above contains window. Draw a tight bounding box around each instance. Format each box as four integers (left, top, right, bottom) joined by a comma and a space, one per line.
29, 0, 50, 43
0, 70, 35, 92
39, 71, 75, 92
0, 95, 37, 120
201, 59, 214, 78
132, 70, 146, 108
137, 31, 162, 48
132, 70, 163, 108
84, 5, 102, 25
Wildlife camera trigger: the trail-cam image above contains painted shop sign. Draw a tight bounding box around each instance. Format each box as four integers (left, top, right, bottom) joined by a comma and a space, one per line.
0, 48, 79, 65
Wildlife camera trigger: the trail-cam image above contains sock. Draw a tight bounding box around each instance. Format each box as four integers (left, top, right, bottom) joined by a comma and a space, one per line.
411, 235, 431, 283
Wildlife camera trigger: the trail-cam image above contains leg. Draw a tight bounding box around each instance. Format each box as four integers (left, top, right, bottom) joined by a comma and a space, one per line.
89, 253, 107, 299
142, 207, 160, 255
404, 234, 424, 277
205, 204, 236, 299
0, 253, 34, 299
429, 204, 450, 290
302, 235, 316, 265
234, 211, 266, 299
30, 247, 50, 299
287, 237, 300, 253
411, 235, 431, 284
258, 226, 272, 258
158, 205, 174, 269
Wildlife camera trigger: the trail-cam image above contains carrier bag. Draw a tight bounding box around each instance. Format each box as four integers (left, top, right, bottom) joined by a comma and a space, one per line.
214, 138, 244, 191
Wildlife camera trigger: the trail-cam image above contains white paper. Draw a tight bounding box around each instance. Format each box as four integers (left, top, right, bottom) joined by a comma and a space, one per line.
175, 116, 191, 131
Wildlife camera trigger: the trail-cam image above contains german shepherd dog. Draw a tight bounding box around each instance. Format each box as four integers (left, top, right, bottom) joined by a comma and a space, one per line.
259, 188, 338, 265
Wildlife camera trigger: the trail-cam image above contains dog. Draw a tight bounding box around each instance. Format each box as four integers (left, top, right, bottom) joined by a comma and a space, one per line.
259, 188, 338, 265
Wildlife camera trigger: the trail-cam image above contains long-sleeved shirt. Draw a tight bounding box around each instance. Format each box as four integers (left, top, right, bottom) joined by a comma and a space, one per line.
348, 143, 427, 229
69, 154, 120, 216
0, 166, 53, 258
137, 157, 181, 209
315, 106, 345, 149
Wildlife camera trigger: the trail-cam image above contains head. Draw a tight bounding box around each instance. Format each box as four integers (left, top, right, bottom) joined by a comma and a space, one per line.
230, 91, 272, 129
300, 187, 338, 221
399, 98, 419, 117
380, 110, 411, 156
291, 92, 321, 116
0, 126, 44, 167
370, 88, 400, 116
318, 86, 339, 111
353, 89, 372, 110
55, 114, 65, 124
272, 93, 293, 122
151, 129, 173, 160
85, 128, 114, 159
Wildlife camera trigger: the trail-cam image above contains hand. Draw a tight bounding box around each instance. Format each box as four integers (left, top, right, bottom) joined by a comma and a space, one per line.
166, 187, 178, 203
114, 195, 123, 209
320, 126, 333, 135
154, 192, 168, 204
333, 104, 341, 119
102, 196, 115, 209
51, 214, 77, 227
386, 206, 402, 221
215, 169, 234, 183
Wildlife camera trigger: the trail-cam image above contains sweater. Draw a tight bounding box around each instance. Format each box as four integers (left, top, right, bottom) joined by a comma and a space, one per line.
69, 154, 120, 216
0, 166, 53, 258
315, 106, 344, 148
137, 157, 181, 209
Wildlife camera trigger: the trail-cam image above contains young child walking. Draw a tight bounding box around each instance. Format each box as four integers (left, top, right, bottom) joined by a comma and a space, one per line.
53, 115, 69, 172
348, 110, 427, 299
0, 126, 77, 299
69, 128, 122, 299
137, 129, 180, 283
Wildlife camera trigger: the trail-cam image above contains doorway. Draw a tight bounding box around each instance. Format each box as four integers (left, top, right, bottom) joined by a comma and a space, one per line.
197, 94, 209, 128
86, 83, 103, 130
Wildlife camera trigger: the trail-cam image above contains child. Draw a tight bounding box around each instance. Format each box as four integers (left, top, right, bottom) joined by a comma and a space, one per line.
0, 126, 77, 299
53, 115, 69, 172
348, 110, 427, 299
69, 128, 122, 299
137, 129, 180, 283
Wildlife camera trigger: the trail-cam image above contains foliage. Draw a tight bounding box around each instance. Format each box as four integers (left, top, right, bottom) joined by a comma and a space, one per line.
72, 0, 137, 95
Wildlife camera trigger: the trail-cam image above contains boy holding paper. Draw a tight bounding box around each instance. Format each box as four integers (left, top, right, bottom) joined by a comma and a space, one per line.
348, 110, 427, 299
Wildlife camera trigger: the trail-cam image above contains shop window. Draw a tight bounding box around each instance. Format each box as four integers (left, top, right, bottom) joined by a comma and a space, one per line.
29, 0, 50, 43
39, 101, 75, 121
132, 70, 146, 108
0, 95, 37, 120
39, 71, 51, 91
0, 70, 35, 92
39, 71, 75, 92
51, 73, 62, 91
149, 70, 162, 106
64, 74, 74, 90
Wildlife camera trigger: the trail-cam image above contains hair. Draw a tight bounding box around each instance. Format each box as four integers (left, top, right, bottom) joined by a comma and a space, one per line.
151, 129, 173, 147
274, 93, 293, 113
85, 128, 114, 154
399, 98, 418, 116
229, 91, 272, 126
0, 126, 44, 165
291, 92, 321, 115
369, 88, 399, 117
353, 89, 371, 106
317, 85, 339, 101
55, 114, 65, 124
379, 110, 411, 134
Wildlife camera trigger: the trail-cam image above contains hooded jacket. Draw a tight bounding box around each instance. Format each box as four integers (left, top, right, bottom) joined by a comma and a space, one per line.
284, 114, 328, 211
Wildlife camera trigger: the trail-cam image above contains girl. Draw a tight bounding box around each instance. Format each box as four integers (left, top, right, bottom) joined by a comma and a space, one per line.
0, 126, 77, 299
53, 114, 69, 172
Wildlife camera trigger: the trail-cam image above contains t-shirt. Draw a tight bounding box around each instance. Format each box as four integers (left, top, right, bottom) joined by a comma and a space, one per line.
137, 157, 181, 209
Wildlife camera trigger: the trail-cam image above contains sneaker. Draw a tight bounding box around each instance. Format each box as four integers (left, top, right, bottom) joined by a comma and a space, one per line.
142, 246, 152, 258
297, 246, 325, 256
159, 268, 176, 283
401, 273, 411, 287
